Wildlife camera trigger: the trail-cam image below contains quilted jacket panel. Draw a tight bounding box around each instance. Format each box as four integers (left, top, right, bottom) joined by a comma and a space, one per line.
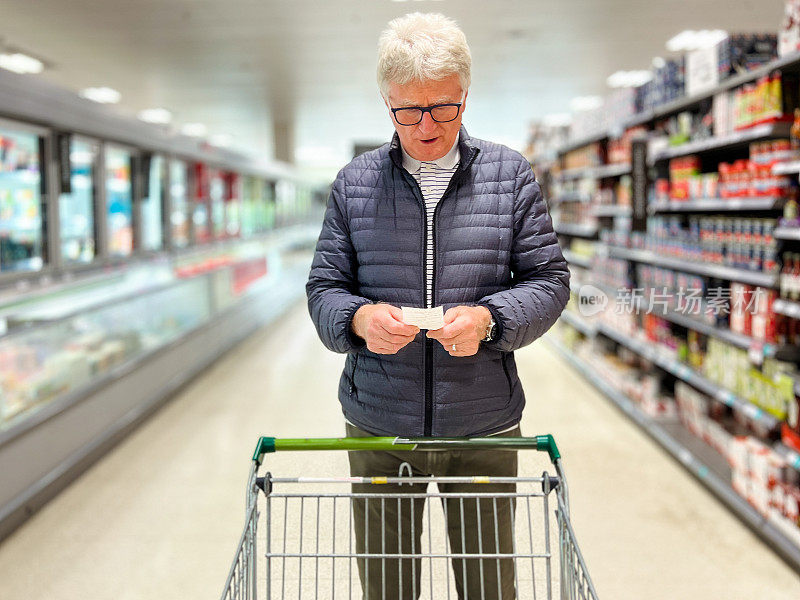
307, 127, 569, 436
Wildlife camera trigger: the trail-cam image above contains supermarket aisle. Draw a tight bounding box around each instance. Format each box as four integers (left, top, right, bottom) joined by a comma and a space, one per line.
0, 302, 798, 599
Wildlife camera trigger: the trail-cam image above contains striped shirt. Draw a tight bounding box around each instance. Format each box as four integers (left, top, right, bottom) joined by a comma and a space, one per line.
401, 140, 460, 307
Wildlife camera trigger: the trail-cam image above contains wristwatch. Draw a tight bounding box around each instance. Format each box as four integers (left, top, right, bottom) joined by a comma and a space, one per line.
482, 318, 497, 342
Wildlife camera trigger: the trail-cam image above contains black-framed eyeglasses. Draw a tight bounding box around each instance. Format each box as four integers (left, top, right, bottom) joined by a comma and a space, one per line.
390, 101, 464, 126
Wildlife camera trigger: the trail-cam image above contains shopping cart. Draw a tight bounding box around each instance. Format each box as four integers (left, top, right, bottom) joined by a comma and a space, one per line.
220, 435, 599, 600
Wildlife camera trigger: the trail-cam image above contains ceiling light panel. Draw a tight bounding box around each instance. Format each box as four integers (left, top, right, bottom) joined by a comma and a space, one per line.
80, 87, 121, 104
0, 53, 44, 74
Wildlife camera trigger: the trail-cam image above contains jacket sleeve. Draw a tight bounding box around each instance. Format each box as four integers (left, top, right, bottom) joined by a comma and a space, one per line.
306, 171, 372, 354
477, 161, 570, 352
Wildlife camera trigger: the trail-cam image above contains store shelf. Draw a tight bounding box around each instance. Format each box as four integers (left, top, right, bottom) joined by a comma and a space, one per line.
648, 197, 785, 213
597, 322, 778, 429
562, 249, 592, 268
591, 204, 632, 217
556, 131, 610, 157
557, 163, 631, 182
774, 227, 800, 241
652, 53, 800, 120
773, 161, 800, 175
554, 190, 592, 204
554, 223, 598, 238
559, 310, 598, 337
776, 443, 800, 472
774, 298, 800, 320
545, 333, 800, 572
645, 303, 755, 350
650, 124, 792, 163
604, 245, 779, 288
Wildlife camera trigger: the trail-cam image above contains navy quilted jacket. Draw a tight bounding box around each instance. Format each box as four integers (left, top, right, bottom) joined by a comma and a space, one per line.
306, 127, 569, 437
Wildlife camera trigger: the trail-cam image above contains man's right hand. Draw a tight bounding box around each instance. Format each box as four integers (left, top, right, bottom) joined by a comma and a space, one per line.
352, 304, 420, 354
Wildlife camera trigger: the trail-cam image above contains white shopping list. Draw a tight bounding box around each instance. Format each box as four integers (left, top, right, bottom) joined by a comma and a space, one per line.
401, 306, 444, 330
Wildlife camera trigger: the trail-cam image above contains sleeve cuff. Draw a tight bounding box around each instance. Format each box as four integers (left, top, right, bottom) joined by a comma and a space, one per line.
345, 299, 373, 351
476, 301, 504, 345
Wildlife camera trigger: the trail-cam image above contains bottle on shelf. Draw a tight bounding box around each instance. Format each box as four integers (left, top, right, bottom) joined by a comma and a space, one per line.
782, 252, 792, 298
792, 253, 800, 301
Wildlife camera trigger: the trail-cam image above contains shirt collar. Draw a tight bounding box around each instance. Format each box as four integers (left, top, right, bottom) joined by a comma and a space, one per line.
400, 136, 460, 174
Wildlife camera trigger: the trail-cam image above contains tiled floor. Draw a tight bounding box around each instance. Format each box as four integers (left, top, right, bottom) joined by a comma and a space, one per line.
0, 303, 797, 599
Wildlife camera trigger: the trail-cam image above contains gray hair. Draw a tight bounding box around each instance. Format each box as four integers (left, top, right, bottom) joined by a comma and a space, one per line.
377, 12, 471, 97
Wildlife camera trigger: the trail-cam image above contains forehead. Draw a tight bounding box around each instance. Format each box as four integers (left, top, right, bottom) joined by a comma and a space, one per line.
387, 75, 463, 106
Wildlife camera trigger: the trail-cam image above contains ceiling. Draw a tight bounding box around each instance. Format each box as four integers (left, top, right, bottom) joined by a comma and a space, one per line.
0, 0, 785, 180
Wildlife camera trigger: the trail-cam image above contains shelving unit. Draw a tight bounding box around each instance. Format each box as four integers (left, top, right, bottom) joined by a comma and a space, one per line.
553, 190, 591, 204
604, 245, 779, 288
559, 310, 598, 337
776, 442, 800, 472
546, 334, 800, 572
634, 299, 759, 350
649, 123, 792, 164
774, 298, 800, 319
598, 322, 777, 427
562, 249, 593, 268
556, 163, 631, 182
554, 223, 598, 238
591, 204, 632, 217
774, 227, 800, 241
541, 43, 800, 574
773, 161, 800, 175
648, 197, 785, 213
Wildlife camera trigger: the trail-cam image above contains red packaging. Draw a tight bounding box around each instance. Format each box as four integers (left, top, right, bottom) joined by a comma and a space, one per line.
656, 179, 670, 202
730, 283, 753, 335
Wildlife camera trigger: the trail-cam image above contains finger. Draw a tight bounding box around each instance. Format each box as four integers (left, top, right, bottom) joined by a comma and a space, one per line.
447, 342, 480, 357
382, 318, 420, 336
442, 306, 464, 324
376, 330, 417, 345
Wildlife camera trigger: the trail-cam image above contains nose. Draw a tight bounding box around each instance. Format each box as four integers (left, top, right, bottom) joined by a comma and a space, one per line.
417, 111, 437, 135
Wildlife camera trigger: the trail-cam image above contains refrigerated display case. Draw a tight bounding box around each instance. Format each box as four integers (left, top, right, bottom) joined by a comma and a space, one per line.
240, 175, 257, 238
225, 173, 241, 238
169, 159, 189, 248
209, 168, 225, 240
58, 137, 97, 264
0, 275, 211, 430
264, 180, 276, 231
105, 145, 133, 257
141, 154, 164, 252
0, 124, 44, 273
192, 162, 210, 244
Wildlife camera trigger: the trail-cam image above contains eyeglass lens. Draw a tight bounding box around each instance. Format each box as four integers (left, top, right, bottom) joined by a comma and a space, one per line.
394, 105, 460, 126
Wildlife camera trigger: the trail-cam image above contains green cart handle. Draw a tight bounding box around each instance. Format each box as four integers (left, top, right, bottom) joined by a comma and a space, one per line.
252, 435, 561, 466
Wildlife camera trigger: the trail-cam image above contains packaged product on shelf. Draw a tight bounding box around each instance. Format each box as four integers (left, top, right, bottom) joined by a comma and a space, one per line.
780, 0, 800, 56
730, 282, 753, 335
751, 288, 778, 343
713, 91, 734, 138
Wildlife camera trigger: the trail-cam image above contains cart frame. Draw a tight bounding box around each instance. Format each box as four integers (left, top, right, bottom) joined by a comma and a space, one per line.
220, 435, 599, 600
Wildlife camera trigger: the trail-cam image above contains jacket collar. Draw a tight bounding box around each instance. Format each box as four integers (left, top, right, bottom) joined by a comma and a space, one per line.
389, 126, 479, 173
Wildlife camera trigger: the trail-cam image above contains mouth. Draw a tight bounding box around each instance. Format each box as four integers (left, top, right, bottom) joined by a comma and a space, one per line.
419, 137, 439, 145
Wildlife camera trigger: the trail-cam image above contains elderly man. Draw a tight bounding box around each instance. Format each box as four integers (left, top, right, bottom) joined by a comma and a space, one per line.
307, 12, 569, 599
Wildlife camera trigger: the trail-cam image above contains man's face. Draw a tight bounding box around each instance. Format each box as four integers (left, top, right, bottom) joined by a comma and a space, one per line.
385, 74, 466, 162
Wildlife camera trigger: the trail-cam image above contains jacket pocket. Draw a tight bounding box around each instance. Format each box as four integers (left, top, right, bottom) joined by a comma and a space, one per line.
348, 352, 359, 400
501, 353, 514, 398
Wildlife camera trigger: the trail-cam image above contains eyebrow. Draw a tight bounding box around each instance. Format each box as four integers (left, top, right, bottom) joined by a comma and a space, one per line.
395, 96, 460, 107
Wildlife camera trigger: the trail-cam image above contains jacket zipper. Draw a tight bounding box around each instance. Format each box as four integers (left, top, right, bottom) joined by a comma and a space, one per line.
396, 148, 477, 436
399, 172, 436, 436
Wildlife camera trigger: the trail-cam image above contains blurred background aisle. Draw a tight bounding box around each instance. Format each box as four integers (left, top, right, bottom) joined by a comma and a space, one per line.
0, 298, 796, 599
2, 1, 800, 597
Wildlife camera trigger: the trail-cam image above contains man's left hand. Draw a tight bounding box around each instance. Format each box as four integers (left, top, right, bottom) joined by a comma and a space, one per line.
427, 305, 492, 357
